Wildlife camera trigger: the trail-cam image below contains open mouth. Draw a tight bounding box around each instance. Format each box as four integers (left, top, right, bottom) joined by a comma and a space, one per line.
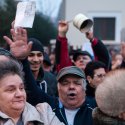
67, 92, 77, 99
68, 93, 76, 96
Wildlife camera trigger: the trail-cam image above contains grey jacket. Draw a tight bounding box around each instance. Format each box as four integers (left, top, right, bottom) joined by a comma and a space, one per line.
0, 102, 64, 125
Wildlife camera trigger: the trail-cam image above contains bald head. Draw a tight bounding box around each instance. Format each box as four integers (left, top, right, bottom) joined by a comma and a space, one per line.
95, 69, 125, 117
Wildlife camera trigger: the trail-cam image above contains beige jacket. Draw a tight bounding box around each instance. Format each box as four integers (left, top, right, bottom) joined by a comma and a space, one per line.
0, 102, 64, 125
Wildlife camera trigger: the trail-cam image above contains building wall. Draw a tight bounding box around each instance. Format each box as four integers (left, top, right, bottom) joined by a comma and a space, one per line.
65, 0, 125, 48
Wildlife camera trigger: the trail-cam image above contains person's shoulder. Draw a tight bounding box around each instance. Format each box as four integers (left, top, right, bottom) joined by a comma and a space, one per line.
44, 71, 57, 81
36, 102, 64, 125
44, 71, 56, 77
36, 102, 52, 112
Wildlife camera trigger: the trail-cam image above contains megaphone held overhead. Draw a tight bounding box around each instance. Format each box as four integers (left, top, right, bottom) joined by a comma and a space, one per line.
73, 13, 93, 33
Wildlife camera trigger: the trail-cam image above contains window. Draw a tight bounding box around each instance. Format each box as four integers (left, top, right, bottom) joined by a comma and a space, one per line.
88, 12, 121, 43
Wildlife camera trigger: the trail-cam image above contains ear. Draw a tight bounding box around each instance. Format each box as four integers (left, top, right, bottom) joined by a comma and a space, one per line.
86, 76, 92, 83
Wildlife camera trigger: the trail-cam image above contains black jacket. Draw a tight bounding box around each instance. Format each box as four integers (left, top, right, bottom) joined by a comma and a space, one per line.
22, 59, 95, 125
86, 84, 96, 97
37, 67, 57, 97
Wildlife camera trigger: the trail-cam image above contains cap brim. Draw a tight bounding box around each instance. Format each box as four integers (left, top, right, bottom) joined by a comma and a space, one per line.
57, 66, 85, 81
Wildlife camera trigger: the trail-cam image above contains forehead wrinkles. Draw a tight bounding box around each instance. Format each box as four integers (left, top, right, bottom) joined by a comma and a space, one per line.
0, 75, 26, 90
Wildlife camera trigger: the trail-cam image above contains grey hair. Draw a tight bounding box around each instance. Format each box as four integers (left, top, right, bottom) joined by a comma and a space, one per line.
95, 69, 125, 117
0, 59, 24, 82
82, 78, 87, 90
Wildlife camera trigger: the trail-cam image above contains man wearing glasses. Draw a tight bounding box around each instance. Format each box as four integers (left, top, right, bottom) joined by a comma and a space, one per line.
85, 61, 106, 98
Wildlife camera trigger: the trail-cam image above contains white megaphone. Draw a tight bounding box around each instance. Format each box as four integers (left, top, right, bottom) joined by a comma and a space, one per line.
73, 13, 93, 33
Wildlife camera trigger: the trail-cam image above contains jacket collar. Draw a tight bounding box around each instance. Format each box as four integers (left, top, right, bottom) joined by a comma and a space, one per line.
22, 102, 43, 124
0, 102, 43, 124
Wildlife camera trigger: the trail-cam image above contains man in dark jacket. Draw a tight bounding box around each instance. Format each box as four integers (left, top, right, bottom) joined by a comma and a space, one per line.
23, 60, 94, 125
27, 38, 57, 96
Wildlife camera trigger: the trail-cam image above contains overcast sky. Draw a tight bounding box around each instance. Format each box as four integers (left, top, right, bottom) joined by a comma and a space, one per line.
15, 0, 63, 22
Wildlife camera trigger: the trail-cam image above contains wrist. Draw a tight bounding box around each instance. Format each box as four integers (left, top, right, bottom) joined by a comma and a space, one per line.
90, 38, 94, 42
58, 32, 66, 37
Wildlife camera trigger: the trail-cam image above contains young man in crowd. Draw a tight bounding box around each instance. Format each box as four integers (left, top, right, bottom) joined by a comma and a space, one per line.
27, 38, 57, 96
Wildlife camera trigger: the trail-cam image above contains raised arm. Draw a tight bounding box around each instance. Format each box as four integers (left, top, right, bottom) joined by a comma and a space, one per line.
4, 27, 56, 107
56, 21, 72, 72
3, 28, 32, 59
86, 31, 111, 70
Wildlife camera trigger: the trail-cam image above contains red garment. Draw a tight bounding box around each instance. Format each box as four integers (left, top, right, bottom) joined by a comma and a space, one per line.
56, 36, 72, 72
56, 36, 111, 72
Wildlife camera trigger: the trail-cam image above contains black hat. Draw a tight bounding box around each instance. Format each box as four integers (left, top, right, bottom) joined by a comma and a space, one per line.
73, 50, 92, 61
28, 38, 44, 53
57, 66, 85, 81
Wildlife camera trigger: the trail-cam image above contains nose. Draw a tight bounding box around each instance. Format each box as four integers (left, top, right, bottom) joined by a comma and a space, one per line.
79, 57, 84, 61
15, 89, 24, 97
33, 55, 39, 61
69, 83, 75, 89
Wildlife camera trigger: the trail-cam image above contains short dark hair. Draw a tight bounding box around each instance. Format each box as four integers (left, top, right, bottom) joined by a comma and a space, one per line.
85, 61, 106, 78
0, 59, 24, 82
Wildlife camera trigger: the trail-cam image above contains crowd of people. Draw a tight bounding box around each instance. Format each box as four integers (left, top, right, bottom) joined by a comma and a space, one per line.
0, 18, 125, 125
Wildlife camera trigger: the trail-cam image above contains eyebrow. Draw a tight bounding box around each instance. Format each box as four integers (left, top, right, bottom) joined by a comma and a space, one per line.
4, 83, 24, 88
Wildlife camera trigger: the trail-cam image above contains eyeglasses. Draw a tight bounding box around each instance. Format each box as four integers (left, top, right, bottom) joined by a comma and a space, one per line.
94, 74, 106, 78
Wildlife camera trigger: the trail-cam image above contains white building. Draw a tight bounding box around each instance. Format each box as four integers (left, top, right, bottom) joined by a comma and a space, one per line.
63, 0, 125, 48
